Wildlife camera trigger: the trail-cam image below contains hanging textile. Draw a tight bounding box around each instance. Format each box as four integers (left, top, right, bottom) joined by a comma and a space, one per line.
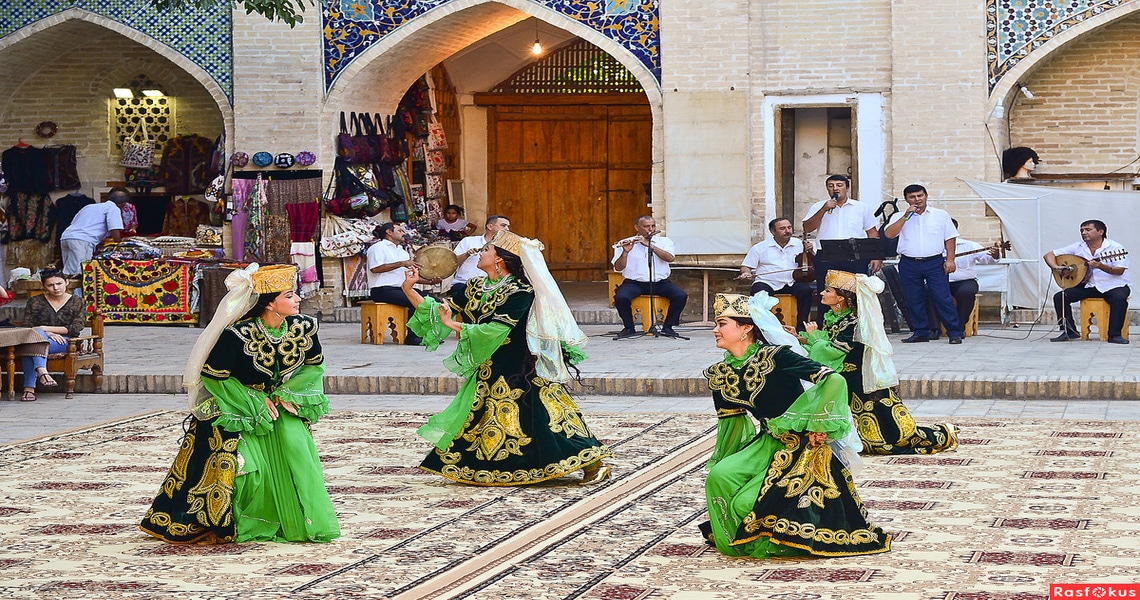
7, 191, 54, 242
164, 196, 211, 238
285, 202, 319, 242
230, 178, 254, 261
244, 174, 267, 261
291, 242, 319, 298
264, 214, 291, 264
158, 134, 215, 195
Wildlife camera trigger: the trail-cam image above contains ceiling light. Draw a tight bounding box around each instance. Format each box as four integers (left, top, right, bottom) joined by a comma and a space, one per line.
141, 89, 165, 97
113, 88, 133, 98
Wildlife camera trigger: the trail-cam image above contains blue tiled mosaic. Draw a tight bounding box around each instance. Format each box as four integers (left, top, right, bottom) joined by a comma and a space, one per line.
988, 0, 1137, 91
0, 0, 232, 102
322, 0, 660, 92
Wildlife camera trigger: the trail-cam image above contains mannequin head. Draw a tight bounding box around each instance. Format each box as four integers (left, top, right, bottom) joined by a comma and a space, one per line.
1002, 147, 1039, 179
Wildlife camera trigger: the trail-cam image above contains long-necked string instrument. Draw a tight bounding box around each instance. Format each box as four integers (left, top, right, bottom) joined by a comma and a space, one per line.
1052, 249, 1129, 289
739, 240, 1012, 281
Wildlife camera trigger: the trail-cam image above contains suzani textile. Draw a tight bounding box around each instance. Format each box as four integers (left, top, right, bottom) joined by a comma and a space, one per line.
82, 259, 197, 324
322, 0, 661, 91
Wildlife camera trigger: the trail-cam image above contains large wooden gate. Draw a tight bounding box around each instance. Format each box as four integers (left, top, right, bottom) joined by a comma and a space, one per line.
481, 97, 651, 281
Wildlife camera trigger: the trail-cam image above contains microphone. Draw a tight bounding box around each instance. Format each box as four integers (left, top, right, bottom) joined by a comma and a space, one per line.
826, 192, 838, 214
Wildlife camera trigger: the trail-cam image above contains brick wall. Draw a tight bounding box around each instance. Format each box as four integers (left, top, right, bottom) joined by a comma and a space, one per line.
1010, 12, 1140, 174
0, 20, 222, 199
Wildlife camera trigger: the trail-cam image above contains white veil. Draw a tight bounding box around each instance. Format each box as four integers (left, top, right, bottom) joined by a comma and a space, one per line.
519, 238, 588, 383
184, 264, 260, 412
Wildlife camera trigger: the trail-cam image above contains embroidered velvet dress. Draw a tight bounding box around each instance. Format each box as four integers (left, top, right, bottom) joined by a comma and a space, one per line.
141, 314, 340, 543
408, 275, 613, 485
805, 309, 959, 455
700, 343, 891, 558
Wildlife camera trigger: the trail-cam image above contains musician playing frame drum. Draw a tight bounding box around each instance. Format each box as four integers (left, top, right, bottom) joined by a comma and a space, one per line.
1044, 219, 1131, 344
737, 217, 813, 331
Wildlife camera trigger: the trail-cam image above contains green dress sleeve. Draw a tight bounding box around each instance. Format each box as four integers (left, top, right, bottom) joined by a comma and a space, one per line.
200, 328, 274, 435
275, 363, 330, 424
706, 414, 757, 470
804, 329, 848, 371
766, 372, 852, 441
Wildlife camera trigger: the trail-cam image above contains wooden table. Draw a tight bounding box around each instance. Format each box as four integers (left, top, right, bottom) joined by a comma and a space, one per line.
0, 328, 50, 400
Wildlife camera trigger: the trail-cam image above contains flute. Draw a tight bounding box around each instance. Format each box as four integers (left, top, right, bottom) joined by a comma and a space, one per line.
611, 234, 658, 249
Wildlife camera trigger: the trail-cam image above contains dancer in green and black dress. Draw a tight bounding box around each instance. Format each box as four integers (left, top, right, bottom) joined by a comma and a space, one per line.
797, 270, 958, 455
700, 293, 890, 558
402, 230, 613, 485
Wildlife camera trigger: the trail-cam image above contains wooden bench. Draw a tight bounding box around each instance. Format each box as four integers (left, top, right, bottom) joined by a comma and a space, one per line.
360, 301, 408, 345
1080, 298, 1129, 341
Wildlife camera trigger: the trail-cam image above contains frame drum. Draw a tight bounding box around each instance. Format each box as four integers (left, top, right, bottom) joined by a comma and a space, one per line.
414, 245, 460, 279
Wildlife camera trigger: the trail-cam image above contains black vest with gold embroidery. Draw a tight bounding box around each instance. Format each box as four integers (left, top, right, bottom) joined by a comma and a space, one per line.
703, 345, 833, 420
201, 314, 323, 393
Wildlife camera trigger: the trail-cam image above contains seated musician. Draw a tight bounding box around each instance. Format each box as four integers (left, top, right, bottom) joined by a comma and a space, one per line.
612, 215, 688, 338
366, 222, 439, 345
1043, 219, 1130, 344
926, 219, 1001, 339
737, 217, 812, 331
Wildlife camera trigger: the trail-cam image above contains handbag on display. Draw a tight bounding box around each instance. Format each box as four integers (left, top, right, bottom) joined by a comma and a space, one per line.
426, 116, 447, 150
337, 112, 372, 165
119, 119, 156, 169
424, 173, 446, 199
425, 149, 445, 174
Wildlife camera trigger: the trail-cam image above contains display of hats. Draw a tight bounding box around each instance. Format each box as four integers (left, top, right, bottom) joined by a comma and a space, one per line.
230, 152, 249, 167
274, 153, 296, 168
296, 150, 316, 166
252, 151, 273, 168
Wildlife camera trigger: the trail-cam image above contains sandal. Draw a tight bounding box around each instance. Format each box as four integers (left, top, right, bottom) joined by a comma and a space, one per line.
37, 373, 57, 387
20, 390, 36, 402
581, 465, 612, 485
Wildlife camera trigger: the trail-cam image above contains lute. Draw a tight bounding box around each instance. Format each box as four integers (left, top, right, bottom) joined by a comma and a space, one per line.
1052, 250, 1129, 289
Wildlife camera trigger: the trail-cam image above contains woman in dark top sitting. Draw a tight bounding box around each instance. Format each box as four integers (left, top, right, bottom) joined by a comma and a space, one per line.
21, 270, 86, 401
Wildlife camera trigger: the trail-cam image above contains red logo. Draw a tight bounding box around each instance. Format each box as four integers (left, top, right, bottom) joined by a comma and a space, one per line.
1052, 584, 1140, 598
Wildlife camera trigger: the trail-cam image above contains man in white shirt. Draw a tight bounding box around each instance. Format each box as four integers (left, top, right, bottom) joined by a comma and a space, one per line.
884, 184, 962, 344
927, 219, 1000, 339
802, 174, 882, 325
1044, 219, 1131, 344
612, 215, 688, 338
367, 222, 439, 344
451, 214, 510, 294
738, 217, 812, 330
59, 186, 130, 276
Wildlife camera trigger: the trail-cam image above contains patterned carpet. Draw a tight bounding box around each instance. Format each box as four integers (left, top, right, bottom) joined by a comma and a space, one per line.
0, 411, 1136, 599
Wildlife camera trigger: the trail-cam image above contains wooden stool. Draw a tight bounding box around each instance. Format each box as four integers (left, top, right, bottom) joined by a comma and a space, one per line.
771, 294, 797, 327
1080, 298, 1129, 341
941, 294, 981, 337
630, 296, 670, 332
359, 301, 408, 345
607, 272, 625, 308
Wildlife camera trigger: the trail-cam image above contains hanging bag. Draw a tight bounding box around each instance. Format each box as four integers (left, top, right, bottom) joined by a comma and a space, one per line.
426, 115, 447, 150
120, 119, 156, 168
336, 112, 372, 165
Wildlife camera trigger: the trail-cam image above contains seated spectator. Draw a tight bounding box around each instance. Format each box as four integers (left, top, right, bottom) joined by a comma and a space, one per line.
20, 270, 86, 402
437, 205, 477, 241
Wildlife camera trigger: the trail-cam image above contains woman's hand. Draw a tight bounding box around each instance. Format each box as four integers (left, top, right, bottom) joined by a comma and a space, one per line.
264, 397, 279, 421
803, 322, 819, 334
807, 431, 829, 448
401, 266, 420, 291
437, 302, 460, 333
47, 332, 67, 345
277, 399, 298, 417
782, 325, 797, 336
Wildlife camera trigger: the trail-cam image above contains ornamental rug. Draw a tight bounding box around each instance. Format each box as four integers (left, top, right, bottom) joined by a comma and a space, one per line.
0, 413, 1136, 599
81, 259, 198, 325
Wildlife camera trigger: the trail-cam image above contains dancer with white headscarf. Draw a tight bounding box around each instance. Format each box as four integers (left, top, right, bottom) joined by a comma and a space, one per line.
401, 230, 614, 485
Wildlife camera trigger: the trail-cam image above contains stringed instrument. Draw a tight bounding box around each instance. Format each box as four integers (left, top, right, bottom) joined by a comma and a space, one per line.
792, 244, 816, 283
956, 240, 1011, 260
1052, 250, 1129, 289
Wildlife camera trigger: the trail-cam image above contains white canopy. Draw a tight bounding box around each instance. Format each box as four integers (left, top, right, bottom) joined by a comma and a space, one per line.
964, 180, 1139, 310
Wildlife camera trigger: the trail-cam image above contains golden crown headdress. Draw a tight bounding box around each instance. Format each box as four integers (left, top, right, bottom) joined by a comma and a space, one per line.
713, 293, 752, 320
251, 264, 298, 294
825, 270, 858, 293
490, 230, 523, 256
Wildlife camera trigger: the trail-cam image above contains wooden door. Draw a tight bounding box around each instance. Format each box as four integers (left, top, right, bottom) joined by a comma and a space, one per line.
488, 102, 651, 281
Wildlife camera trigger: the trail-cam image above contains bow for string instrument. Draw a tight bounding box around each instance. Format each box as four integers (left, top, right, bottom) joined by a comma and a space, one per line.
1052, 249, 1129, 289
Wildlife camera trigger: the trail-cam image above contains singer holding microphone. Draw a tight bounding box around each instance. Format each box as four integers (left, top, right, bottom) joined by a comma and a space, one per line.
612, 215, 688, 338
883, 184, 963, 344
802, 174, 882, 326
